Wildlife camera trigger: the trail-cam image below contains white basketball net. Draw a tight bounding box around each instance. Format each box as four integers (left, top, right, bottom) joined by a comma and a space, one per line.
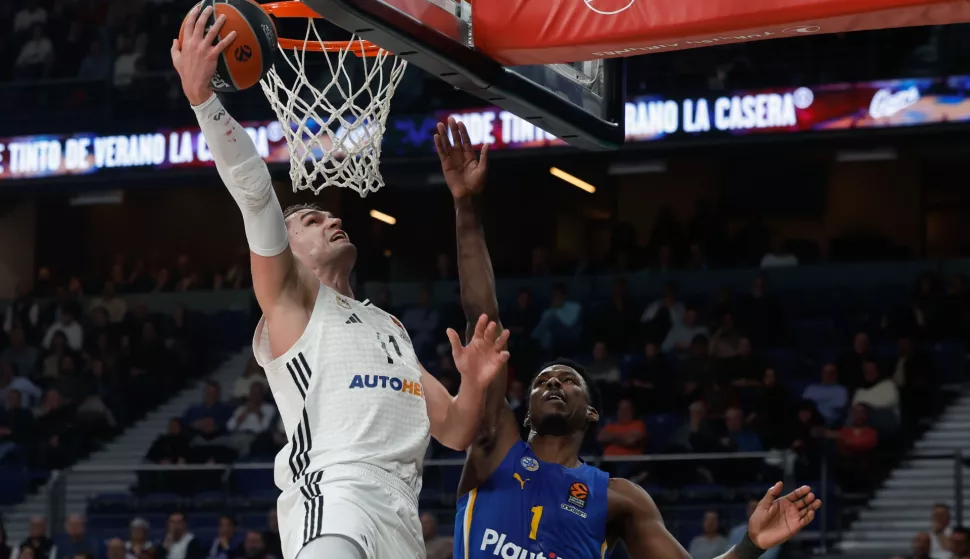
260, 20, 407, 197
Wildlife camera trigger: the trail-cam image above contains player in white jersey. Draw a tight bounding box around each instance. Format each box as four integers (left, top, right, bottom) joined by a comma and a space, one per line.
171, 8, 511, 559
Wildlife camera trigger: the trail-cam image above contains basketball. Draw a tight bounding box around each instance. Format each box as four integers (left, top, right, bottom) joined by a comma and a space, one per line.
179, 0, 277, 92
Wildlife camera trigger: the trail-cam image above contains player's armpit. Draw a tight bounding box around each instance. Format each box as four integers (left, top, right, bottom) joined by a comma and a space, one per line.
609, 478, 691, 559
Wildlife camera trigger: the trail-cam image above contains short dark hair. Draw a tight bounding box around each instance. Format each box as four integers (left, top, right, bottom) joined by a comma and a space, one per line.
531, 358, 600, 412
283, 203, 322, 220
952, 526, 969, 539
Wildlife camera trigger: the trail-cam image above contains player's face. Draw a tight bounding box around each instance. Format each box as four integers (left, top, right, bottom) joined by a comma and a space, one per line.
287, 209, 357, 274
527, 365, 598, 436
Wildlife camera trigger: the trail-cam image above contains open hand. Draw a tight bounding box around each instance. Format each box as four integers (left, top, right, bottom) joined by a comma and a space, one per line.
434, 117, 489, 199
170, 4, 236, 105
446, 314, 509, 389
748, 482, 822, 549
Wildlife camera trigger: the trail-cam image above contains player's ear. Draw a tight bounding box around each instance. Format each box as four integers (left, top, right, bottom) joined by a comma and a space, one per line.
523, 412, 531, 428
586, 406, 599, 424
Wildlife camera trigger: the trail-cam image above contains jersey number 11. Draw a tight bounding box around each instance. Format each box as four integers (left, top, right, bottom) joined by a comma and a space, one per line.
377, 332, 403, 364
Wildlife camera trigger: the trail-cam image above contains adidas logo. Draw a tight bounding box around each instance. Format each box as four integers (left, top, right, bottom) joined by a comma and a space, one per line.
345, 313, 362, 324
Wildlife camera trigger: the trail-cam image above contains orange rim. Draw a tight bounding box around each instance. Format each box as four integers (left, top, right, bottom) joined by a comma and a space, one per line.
261, 1, 385, 57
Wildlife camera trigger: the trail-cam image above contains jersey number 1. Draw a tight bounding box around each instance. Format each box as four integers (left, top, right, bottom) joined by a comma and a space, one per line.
377, 333, 403, 364
529, 506, 543, 540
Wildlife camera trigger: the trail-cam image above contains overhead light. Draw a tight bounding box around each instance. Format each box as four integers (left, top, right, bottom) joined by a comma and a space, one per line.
608, 161, 667, 175
835, 148, 897, 162
550, 167, 596, 193
369, 209, 397, 225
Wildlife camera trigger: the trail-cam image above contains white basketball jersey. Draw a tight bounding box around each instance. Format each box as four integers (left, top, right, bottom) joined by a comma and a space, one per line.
253, 284, 431, 496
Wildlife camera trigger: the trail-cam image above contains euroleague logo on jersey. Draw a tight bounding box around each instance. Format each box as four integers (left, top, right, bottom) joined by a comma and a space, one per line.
584, 0, 636, 15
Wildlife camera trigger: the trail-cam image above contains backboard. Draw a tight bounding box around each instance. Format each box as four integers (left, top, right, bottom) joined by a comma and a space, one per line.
298, 0, 626, 150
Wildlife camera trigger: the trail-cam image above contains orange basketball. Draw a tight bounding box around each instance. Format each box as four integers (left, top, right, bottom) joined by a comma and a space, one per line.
179, 0, 278, 92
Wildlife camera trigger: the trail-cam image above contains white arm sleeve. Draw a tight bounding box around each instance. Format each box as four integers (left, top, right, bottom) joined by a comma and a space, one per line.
192, 93, 289, 257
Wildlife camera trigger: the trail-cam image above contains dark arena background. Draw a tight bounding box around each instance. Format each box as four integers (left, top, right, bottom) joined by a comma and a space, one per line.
2, 1, 970, 558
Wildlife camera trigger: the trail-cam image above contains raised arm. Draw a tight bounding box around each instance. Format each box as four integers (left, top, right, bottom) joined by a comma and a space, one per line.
434, 118, 521, 494
611, 480, 820, 559
171, 6, 307, 317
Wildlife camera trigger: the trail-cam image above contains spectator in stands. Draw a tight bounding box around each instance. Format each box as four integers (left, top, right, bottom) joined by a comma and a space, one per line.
15, 26, 55, 79
747, 367, 791, 449
13, 0, 48, 34
719, 406, 761, 452
146, 419, 190, 465
760, 238, 799, 268
250, 417, 286, 460
929, 504, 953, 559
32, 390, 76, 469
908, 532, 934, 559
107, 539, 127, 559
626, 342, 667, 412
233, 359, 268, 402
680, 335, 713, 405
206, 516, 242, 559
506, 380, 528, 437
3, 284, 40, 337
225, 384, 275, 456
589, 278, 640, 352
839, 331, 874, 390
738, 275, 785, 347
728, 500, 779, 559
421, 513, 452, 559
183, 382, 234, 462
641, 282, 685, 344
15, 547, 35, 559
235, 531, 272, 559
77, 40, 111, 80
720, 337, 761, 387
670, 401, 720, 454
532, 283, 582, 355
125, 518, 154, 559
505, 288, 539, 341
0, 390, 33, 463
263, 510, 281, 559
852, 360, 901, 432
42, 305, 83, 351
55, 514, 97, 559
688, 510, 729, 559
159, 513, 204, 559
710, 313, 743, 359
661, 306, 709, 354
788, 402, 824, 479
89, 282, 128, 324
950, 527, 970, 559
401, 284, 440, 360
0, 328, 39, 379
18, 517, 53, 559
801, 363, 849, 427
0, 362, 41, 407
587, 341, 621, 408
819, 403, 880, 491
893, 336, 939, 427
597, 398, 647, 476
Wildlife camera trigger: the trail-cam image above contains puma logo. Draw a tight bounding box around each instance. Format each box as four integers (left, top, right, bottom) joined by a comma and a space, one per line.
513, 473, 530, 490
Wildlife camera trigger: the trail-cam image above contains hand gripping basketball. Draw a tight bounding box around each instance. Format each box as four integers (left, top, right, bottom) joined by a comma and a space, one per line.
434, 117, 489, 200
446, 314, 510, 390
171, 5, 237, 106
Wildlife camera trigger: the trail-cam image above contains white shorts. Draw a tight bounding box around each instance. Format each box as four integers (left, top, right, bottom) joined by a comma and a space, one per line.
278, 463, 425, 559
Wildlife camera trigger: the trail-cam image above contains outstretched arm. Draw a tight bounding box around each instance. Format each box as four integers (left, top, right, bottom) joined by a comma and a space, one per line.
435, 118, 521, 493
613, 480, 821, 559
171, 6, 307, 317
422, 315, 510, 450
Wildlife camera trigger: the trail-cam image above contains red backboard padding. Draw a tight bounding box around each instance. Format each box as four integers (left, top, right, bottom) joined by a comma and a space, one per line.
471, 0, 970, 66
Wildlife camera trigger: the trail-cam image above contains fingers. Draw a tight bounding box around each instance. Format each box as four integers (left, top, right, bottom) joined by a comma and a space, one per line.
205, 13, 228, 47
758, 482, 783, 507
213, 30, 237, 56
472, 313, 488, 341
194, 5, 214, 41
483, 320, 499, 345
784, 485, 812, 503
496, 350, 511, 364
479, 142, 489, 169
495, 327, 510, 349
182, 3, 201, 41
448, 117, 462, 152
457, 120, 474, 155
170, 39, 181, 64
446, 328, 462, 356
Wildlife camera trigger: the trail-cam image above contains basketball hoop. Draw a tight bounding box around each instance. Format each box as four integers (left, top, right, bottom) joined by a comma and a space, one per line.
259, 1, 407, 197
